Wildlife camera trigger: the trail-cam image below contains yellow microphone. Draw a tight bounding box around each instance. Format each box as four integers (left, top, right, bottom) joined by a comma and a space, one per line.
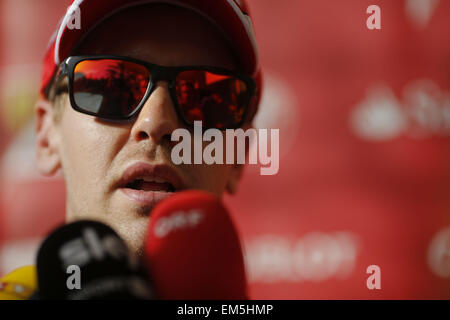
0, 266, 37, 300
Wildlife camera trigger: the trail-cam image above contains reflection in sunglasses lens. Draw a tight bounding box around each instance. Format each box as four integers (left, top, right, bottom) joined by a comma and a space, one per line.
73, 59, 150, 118
176, 70, 248, 129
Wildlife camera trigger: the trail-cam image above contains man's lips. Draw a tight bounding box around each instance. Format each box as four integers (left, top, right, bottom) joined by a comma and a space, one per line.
126, 180, 175, 192
116, 162, 185, 207
120, 188, 173, 208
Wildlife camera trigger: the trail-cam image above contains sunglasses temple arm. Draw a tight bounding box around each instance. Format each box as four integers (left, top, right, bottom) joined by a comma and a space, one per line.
55, 60, 70, 83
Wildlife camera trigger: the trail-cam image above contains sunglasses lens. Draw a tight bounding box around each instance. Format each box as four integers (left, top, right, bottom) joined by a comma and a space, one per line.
73, 59, 150, 119
175, 70, 249, 129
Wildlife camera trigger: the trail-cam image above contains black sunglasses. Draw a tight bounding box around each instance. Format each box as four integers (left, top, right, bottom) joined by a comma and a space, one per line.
56, 55, 257, 129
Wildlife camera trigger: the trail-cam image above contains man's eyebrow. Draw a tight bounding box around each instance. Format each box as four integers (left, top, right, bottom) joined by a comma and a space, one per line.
46, 75, 69, 101
53, 77, 69, 96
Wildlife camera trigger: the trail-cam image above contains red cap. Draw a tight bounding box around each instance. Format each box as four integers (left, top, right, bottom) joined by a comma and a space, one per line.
40, 0, 260, 98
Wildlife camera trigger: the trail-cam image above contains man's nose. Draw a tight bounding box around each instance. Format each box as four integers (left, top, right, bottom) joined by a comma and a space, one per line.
130, 82, 182, 144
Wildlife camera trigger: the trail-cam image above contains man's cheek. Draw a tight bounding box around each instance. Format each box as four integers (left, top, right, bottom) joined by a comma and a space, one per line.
196, 164, 231, 195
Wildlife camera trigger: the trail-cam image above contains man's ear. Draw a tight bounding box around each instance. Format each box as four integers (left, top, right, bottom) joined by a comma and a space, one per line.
35, 98, 61, 176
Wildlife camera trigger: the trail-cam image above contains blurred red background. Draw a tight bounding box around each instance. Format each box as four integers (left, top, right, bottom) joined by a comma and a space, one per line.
1, 0, 450, 299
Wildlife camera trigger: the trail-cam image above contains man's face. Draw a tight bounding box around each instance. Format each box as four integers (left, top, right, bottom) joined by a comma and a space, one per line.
36, 4, 245, 256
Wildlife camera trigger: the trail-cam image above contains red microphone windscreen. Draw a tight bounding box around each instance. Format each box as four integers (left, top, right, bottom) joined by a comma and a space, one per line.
144, 190, 248, 300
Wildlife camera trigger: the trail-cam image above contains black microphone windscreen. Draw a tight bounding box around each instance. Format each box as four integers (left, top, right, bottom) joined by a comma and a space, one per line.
36, 220, 153, 300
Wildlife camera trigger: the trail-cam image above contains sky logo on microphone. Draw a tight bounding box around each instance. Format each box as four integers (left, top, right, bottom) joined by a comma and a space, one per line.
58, 227, 137, 269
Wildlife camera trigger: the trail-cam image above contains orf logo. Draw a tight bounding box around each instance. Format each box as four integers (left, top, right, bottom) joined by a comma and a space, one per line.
153, 210, 204, 238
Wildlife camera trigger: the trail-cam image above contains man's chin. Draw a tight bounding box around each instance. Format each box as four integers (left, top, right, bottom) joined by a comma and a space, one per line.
112, 216, 150, 257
